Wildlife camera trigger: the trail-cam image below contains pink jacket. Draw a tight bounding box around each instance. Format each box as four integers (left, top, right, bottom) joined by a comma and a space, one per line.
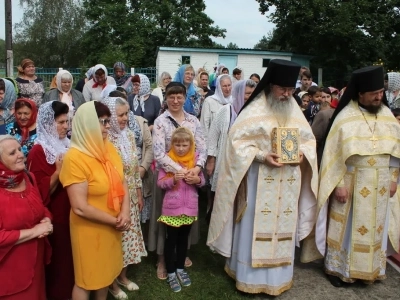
157, 167, 205, 217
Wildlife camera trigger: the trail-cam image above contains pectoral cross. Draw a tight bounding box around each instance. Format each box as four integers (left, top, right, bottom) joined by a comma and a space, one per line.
370, 135, 378, 149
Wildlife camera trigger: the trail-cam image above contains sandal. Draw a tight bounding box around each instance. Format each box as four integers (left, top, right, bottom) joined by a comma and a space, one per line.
108, 288, 128, 300
167, 275, 181, 292
184, 257, 193, 268
156, 263, 167, 280
116, 278, 139, 291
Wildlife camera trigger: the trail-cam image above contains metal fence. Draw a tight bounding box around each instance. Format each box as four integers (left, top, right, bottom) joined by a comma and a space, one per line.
0, 67, 158, 90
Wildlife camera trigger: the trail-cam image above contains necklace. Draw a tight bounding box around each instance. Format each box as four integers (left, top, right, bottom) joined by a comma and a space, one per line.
359, 106, 378, 149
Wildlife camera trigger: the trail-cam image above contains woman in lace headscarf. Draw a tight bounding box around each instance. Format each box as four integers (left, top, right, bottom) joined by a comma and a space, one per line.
26, 101, 74, 300
386, 72, 400, 108
127, 74, 161, 131
102, 96, 147, 299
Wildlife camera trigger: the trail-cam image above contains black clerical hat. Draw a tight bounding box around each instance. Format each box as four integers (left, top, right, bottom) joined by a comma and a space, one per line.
351, 66, 384, 94
240, 59, 301, 112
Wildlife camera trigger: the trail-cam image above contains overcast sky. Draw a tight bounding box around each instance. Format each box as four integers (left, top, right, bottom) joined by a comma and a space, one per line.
0, 0, 275, 48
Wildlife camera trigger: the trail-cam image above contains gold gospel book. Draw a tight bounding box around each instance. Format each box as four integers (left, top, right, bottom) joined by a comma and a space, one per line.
271, 127, 300, 164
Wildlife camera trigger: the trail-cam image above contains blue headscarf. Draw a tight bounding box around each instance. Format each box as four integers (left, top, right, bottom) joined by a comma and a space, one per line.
0, 78, 17, 121
174, 65, 197, 115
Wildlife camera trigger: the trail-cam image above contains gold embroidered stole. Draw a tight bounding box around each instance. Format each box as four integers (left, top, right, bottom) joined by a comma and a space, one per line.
252, 165, 301, 267
327, 154, 390, 280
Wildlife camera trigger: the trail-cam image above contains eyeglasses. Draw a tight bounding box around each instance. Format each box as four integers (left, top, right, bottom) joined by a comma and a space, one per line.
99, 118, 111, 126
274, 86, 295, 94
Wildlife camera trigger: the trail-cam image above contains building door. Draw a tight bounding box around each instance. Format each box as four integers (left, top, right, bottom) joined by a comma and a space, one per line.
218, 55, 238, 75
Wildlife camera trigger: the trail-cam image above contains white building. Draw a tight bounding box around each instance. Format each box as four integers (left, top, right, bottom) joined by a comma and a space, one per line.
156, 46, 312, 80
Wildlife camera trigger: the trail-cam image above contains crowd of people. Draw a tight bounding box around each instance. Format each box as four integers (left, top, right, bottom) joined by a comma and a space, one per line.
0, 56, 399, 300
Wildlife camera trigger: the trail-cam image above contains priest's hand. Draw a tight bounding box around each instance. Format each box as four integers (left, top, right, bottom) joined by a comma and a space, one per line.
334, 187, 348, 203
390, 181, 397, 198
264, 153, 283, 168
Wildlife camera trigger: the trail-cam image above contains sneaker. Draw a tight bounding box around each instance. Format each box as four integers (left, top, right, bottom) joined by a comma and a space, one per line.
177, 270, 191, 287
167, 276, 181, 292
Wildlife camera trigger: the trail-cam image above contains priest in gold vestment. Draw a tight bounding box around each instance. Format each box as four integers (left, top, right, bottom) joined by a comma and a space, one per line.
315, 66, 400, 287
207, 59, 319, 296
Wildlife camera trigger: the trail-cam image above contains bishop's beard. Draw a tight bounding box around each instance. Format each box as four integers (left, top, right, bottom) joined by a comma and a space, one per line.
266, 93, 293, 126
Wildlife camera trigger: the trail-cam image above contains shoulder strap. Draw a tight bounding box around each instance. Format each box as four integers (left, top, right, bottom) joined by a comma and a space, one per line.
167, 116, 180, 129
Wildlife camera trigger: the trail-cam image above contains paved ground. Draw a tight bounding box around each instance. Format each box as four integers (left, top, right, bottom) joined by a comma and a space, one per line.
253, 252, 400, 300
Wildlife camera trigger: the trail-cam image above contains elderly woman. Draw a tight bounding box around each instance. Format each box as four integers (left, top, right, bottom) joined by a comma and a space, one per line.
75, 67, 94, 93
206, 79, 256, 193
173, 65, 202, 118
102, 96, 147, 299
0, 135, 53, 300
82, 64, 117, 101
113, 62, 133, 94
6, 98, 38, 157
43, 70, 86, 112
59, 101, 130, 300
152, 72, 172, 105
200, 74, 232, 142
0, 78, 17, 123
15, 59, 45, 106
150, 82, 206, 279
128, 74, 161, 131
386, 72, 400, 108
26, 101, 73, 300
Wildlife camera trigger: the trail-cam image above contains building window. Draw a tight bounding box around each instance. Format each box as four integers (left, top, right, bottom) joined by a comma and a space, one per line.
181, 55, 191, 64
262, 59, 271, 68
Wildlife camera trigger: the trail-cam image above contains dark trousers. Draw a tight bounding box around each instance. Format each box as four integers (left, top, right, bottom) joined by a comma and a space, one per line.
164, 224, 192, 274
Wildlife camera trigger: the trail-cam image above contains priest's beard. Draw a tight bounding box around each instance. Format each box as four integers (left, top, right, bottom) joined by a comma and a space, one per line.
358, 101, 382, 114
266, 93, 293, 126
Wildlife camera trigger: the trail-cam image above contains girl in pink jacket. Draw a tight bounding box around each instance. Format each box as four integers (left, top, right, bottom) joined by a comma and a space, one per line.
157, 127, 205, 292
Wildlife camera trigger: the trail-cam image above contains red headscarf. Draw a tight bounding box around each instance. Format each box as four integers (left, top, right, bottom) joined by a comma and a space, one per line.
0, 159, 25, 189
14, 98, 38, 143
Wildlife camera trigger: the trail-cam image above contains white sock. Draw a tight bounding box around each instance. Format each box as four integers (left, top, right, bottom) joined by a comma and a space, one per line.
168, 273, 176, 280
177, 268, 184, 273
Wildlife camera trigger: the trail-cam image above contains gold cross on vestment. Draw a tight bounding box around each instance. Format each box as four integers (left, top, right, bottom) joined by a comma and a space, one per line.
283, 207, 293, 216
261, 206, 271, 216
287, 176, 296, 185
370, 135, 378, 149
264, 175, 274, 184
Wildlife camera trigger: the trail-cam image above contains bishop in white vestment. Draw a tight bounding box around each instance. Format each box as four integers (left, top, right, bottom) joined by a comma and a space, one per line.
207, 60, 319, 296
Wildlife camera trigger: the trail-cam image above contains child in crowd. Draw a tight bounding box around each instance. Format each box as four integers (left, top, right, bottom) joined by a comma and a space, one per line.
392, 108, 400, 124
304, 86, 322, 124
157, 127, 205, 293
298, 91, 310, 111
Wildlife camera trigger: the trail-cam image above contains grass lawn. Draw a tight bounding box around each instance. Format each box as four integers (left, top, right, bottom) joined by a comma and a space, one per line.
107, 200, 254, 300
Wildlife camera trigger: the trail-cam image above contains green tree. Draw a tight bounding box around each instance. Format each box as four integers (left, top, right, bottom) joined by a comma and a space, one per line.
255, 0, 400, 86
82, 0, 227, 67
0, 39, 5, 66
14, 0, 88, 67
254, 30, 278, 50
226, 42, 239, 49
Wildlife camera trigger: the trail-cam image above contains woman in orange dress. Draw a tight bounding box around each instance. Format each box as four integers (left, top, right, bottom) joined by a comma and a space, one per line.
59, 101, 131, 300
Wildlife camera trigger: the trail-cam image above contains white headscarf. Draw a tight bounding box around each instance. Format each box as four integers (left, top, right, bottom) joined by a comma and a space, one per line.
102, 96, 134, 165
35, 101, 70, 164
93, 64, 108, 83
133, 74, 151, 112
210, 74, 232, 105
387, 72, 400, 105
100, 84, 117, 99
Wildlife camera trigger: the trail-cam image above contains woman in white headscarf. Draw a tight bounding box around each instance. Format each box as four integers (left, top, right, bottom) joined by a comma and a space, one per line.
151, 72, 172, 105
102, 96, 147, 300
0, 78, 17, 123
82, 64, 117, 101
26, 101, 74, 300
386, 72, 400, 108
127, 74, 161, 131
200, 74, 232, 142
43, 70, 86, 111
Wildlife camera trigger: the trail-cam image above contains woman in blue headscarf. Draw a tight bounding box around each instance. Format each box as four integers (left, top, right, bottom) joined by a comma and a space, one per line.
0, 78, 17, 123
173, 65, 202, 118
